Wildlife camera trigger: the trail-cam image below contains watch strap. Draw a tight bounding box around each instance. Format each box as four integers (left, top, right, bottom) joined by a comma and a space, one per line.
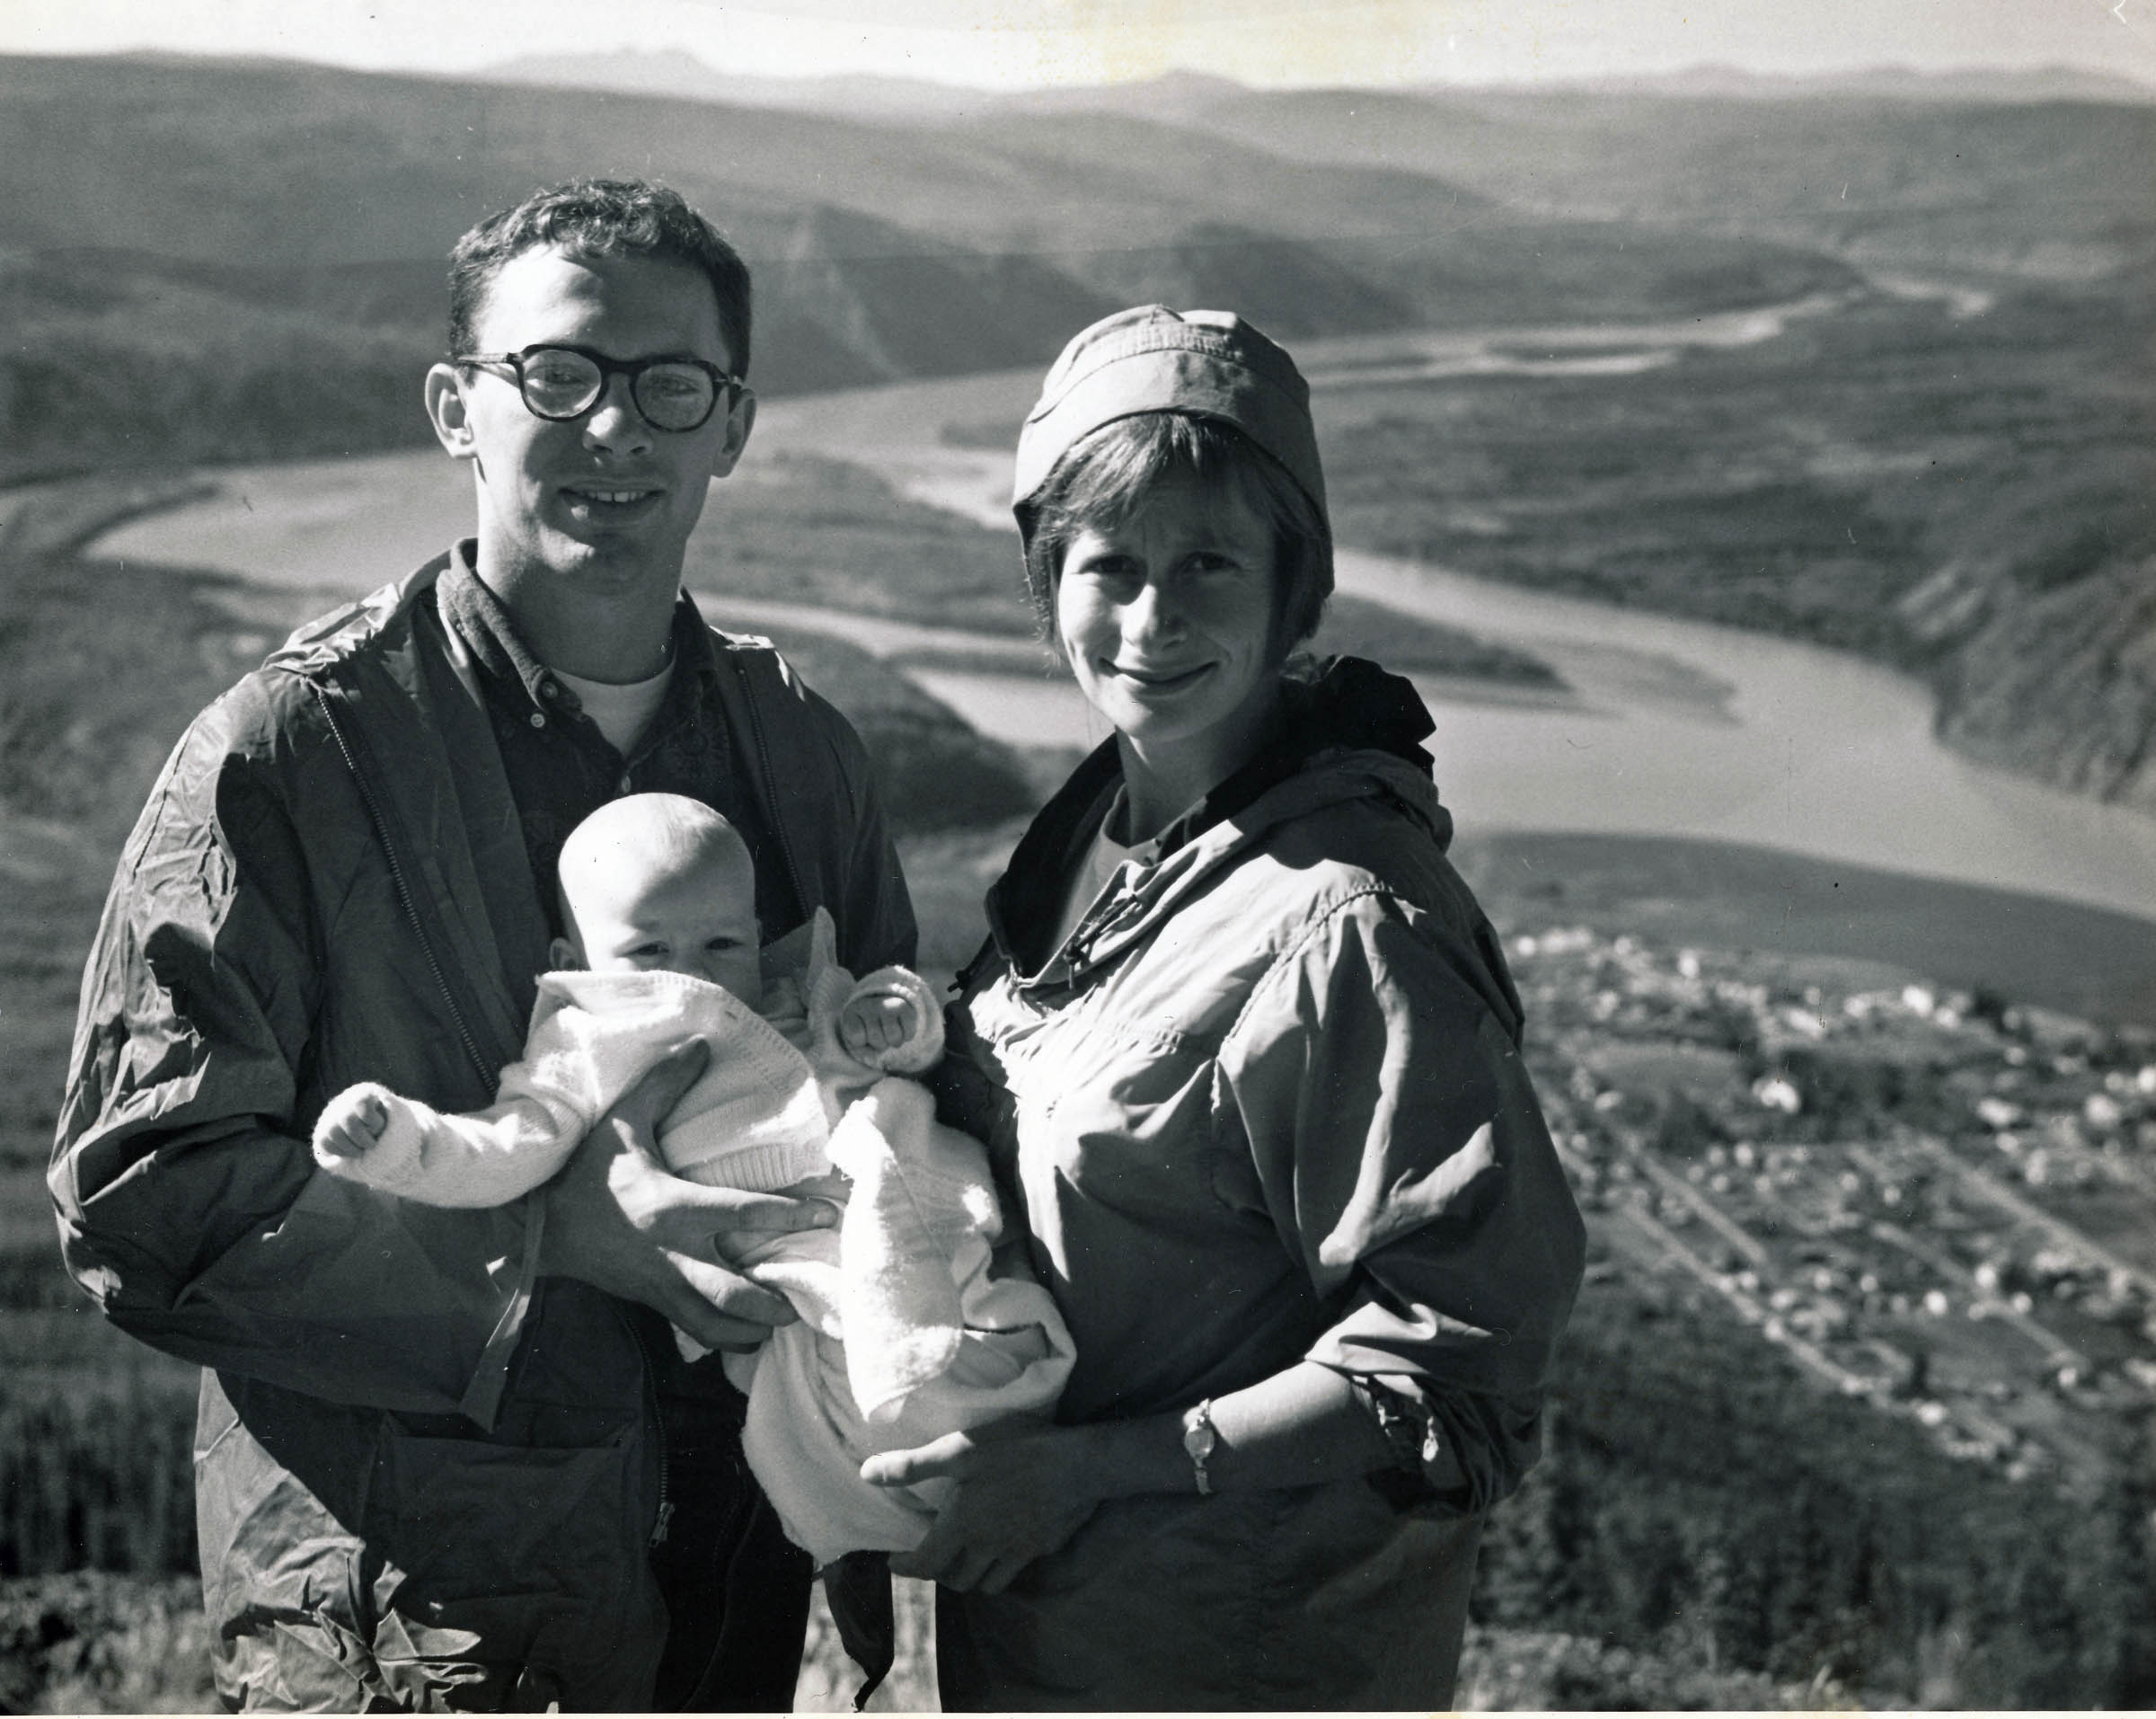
1181, 1397, 1218, 1496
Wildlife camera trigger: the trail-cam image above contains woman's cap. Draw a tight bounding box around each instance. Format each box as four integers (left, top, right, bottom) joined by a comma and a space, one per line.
1012, 305, 1327, 522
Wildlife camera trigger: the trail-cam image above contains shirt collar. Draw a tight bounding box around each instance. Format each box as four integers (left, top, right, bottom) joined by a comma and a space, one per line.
438, 541, 554, 714
437, 539, 718, 718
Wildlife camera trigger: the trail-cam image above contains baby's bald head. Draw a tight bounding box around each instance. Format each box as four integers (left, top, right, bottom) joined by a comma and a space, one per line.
557, 793, 749, 907
552, 793, 763, 1001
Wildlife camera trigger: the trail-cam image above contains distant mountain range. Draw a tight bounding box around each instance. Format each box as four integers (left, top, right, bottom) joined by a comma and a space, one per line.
470, 51, 2156, 115
5, 49, 2147, 413
0, 52, 1893, 420
466, 50, 1009, 121
0, 50, 2148, 817
1475, 62, 2156, 104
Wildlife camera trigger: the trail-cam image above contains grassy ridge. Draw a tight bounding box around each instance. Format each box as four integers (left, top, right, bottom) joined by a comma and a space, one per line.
685, 454, 1030, 634
738, 626, 1040, 833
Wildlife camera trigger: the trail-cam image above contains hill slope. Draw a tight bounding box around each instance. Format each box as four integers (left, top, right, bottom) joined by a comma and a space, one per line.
0, 53, 2149, 818
0, 52, 1853, 476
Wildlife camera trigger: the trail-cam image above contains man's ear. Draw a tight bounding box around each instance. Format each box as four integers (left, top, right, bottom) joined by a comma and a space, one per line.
549, 936, 583, 970
425, 363, 479, 461
708, 387, 756, 480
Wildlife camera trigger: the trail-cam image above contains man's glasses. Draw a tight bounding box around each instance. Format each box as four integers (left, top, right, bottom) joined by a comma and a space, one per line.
455, 344, 747, 432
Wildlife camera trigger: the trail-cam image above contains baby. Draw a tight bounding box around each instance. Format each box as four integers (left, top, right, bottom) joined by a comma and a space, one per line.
313, 793, 1073, 1565
315, 793, 938, 1203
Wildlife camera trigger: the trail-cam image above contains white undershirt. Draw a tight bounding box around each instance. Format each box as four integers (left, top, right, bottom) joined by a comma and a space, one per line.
553, 660, 674, 756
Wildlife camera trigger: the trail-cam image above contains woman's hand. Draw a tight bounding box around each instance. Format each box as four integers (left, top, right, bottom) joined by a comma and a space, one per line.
863, 1421, 1103, 1593
539, 1041, 837, 1351
865, 1368, 1425, 1593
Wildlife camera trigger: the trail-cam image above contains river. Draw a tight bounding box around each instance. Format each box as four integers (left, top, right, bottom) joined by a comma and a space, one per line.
92, 305, 2156, 929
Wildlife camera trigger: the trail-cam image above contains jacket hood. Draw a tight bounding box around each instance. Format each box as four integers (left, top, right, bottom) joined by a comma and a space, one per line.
986, 656, 1450, 988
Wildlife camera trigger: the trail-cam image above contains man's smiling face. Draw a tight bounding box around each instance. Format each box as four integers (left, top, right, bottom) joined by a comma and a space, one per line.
442, 244, 749, 609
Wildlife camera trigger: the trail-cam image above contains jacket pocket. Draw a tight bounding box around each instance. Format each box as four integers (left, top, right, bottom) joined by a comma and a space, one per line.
364, 1429, 667, 1710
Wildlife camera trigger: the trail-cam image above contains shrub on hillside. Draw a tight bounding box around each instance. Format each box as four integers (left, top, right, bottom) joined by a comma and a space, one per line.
1473, 1278, 2156, 1706
0, 1378, 197, 1579
0, 1573, 214, 1715
1455, 1623, 1827, 1710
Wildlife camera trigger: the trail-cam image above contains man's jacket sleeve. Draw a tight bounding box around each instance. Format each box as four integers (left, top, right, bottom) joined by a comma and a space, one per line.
49, 693, 530, 1417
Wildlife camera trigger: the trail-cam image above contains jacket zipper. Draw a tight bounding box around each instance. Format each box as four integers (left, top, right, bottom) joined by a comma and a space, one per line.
628, 1312, 674, 1546
314, 685, 493, 1085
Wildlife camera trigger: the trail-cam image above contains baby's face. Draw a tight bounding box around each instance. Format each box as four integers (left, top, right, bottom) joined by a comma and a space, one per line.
559, 844, 764, 1005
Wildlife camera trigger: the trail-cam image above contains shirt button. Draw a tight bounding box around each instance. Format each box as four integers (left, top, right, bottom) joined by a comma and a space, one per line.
618, 774, 633, 793
529, 713, 546, 729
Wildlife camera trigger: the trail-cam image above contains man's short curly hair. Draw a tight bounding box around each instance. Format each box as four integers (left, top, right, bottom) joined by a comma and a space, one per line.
446, 179, 753, 375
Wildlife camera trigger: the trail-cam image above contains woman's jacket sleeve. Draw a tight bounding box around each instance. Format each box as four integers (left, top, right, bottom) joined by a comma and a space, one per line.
1216, 889, 1586, 1509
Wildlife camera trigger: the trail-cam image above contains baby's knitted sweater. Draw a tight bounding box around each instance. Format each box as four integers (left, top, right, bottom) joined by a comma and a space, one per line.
311, 908, 941, 1206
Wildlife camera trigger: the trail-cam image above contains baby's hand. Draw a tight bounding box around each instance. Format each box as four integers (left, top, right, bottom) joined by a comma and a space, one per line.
317, 1091, 390, 1159
839, 993, 917, 1062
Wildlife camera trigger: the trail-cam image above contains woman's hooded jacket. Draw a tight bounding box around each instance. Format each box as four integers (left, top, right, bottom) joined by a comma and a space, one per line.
932, 656, 1586, 1710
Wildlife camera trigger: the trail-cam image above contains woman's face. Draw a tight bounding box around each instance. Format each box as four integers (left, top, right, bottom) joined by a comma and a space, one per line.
1056, 475, 1285, 786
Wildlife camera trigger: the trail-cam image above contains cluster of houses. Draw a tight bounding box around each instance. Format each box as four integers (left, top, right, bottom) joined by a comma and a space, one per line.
1507, 927, 2156, 1488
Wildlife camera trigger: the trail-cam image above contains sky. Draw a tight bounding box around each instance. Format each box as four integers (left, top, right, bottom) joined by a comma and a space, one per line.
1, 0, 2153, 91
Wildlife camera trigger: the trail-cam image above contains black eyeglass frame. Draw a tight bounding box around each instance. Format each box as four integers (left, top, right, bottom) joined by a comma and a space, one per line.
453, 342, 749, 432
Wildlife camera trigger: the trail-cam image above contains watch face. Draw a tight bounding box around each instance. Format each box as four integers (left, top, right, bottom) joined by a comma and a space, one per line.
1184, 1419, 1217, 1460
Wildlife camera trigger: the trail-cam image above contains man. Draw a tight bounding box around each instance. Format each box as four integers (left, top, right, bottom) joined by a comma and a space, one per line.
50, 180, 915, 1710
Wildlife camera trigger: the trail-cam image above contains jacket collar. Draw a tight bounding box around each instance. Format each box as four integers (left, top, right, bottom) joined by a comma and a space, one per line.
263, 540, 715, 706
262, 554, 543, 1075
986, 656, 1449, 988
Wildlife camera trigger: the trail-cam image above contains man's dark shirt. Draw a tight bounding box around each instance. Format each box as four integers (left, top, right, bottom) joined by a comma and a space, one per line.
438, 546, 804, 942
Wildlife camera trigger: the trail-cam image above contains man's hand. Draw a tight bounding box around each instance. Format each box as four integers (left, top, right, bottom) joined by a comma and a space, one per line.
538, 1041, 836, 1351
863, 1421, 1101, 1593
838, 992, 917, 1063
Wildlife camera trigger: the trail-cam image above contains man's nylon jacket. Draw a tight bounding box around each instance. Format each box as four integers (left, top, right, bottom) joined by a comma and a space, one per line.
49, 553, 915, 1708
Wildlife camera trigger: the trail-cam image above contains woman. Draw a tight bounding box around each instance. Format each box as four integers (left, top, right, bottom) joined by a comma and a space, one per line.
865, 306, 1586, 1708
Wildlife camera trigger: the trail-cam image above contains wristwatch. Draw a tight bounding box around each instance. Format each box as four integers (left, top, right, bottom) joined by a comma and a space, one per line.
1181, 1398, 1218, 1495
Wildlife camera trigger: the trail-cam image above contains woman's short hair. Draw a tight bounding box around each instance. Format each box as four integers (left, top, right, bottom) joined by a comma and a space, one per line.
1021, 412, 1334, 655
447, 179, 753, 377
